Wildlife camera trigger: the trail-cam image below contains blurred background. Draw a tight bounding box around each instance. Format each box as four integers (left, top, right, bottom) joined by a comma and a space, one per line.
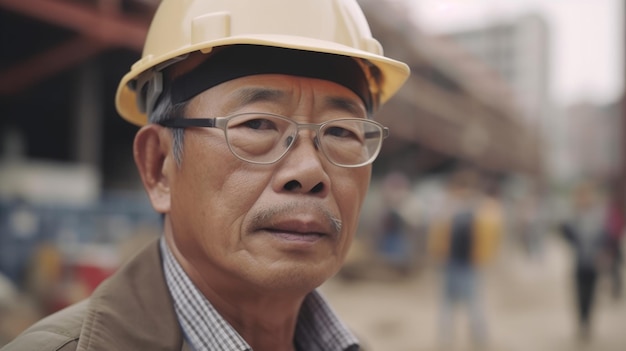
0, 0, 624, 350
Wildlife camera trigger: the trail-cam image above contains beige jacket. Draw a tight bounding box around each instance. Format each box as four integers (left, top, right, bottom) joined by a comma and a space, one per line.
2, 239, 192, 351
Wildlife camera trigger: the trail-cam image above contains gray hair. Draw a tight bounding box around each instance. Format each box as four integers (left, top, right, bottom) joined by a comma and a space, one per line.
147, 87, 188, 166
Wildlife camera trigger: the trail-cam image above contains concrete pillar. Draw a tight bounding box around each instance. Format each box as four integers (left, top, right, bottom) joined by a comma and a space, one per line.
73, 61, 102, 171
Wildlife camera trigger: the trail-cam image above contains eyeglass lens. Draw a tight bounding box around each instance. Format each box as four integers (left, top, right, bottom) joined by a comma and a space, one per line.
224, 113, 383, 166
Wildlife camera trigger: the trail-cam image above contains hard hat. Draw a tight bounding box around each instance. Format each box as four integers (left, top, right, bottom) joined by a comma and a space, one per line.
115, 0, 411, 126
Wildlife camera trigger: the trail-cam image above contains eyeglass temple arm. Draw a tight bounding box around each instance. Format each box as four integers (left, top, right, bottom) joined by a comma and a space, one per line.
157, 118, 217, 128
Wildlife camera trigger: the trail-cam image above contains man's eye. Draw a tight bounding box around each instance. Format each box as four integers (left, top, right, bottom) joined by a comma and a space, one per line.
242, 118, 276, 130
326, 126, 355, 138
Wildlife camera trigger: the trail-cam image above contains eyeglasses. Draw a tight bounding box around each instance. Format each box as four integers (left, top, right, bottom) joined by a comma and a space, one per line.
158, 112, 389, 168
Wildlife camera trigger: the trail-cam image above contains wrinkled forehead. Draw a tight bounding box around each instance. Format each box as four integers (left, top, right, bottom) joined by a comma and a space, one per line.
185, 74, 369, 120
165, 45, 373, 112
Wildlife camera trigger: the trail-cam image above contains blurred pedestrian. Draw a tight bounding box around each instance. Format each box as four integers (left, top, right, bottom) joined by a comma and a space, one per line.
559, 180, 610, 341
377, 171, 420, 275
0, 197, 40, 289
515, 187, 546, 262
428, 168, 502, 347
604, 192, 624, 300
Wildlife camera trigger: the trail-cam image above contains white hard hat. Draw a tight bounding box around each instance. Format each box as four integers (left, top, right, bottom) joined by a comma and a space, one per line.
115, 0, 410, 126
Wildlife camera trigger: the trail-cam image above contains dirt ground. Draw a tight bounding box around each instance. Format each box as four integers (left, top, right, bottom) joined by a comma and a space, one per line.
321, 236, 626, 351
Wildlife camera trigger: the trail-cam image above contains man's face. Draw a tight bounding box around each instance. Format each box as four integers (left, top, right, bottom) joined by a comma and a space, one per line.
164, 74, 372, 294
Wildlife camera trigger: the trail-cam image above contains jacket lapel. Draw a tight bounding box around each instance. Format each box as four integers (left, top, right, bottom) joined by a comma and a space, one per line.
76, 238, 185, 351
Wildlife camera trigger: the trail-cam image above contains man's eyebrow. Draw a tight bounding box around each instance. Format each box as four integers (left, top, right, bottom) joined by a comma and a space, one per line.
232, 87, 286, 107
325, 96, 366, 117
229, 87, 365, 116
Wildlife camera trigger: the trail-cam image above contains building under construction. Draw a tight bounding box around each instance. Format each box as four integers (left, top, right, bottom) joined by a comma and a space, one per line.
0, 0, 542, 202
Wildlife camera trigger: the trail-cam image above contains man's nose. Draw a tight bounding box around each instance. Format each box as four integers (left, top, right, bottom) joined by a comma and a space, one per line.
272, 132, 330, 196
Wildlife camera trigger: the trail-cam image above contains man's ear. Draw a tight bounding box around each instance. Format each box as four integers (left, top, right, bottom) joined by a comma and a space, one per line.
133, 125, 174, 213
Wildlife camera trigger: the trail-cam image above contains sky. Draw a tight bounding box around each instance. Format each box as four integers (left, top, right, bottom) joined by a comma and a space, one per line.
404, 0, 624, 107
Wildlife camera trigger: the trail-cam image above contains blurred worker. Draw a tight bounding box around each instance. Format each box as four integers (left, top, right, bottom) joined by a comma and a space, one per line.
377, 171, 420, 274
514, 186, 547, 262
604, 190, 624, 300
428, 168, 502, 347
1, 1, 409, 350
560, 180, 611, 341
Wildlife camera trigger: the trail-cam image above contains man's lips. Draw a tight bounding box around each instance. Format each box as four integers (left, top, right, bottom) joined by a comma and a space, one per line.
266, 231, 325, 243
259, 218, 333, 238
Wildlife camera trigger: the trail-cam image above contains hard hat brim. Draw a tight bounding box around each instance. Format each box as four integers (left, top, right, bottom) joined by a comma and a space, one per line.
116, 35, 410, 126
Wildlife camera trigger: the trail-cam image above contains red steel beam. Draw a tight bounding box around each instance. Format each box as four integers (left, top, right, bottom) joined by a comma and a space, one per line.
0, 0, 148, 51
0, 36, 107, 95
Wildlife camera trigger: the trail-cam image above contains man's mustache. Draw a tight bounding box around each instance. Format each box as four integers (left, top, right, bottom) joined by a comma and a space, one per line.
249, 202, 342, 235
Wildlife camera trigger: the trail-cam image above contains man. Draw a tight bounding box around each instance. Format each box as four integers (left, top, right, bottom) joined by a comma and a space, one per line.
2, 0, 409, 350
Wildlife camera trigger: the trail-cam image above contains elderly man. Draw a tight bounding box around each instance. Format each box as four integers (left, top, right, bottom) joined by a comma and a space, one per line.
2, 0, 409, 350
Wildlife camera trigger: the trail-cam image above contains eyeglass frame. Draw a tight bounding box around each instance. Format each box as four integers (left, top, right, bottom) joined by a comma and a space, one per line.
157, 112, 389, 168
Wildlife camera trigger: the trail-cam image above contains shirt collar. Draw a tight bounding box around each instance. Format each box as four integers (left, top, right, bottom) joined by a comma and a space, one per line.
160, 237, 359, 351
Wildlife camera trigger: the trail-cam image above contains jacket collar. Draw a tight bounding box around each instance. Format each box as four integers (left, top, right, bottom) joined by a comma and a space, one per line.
76, 238, 190, 351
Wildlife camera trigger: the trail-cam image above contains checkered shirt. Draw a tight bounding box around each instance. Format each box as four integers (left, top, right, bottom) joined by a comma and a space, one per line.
161, 237, 360, 351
